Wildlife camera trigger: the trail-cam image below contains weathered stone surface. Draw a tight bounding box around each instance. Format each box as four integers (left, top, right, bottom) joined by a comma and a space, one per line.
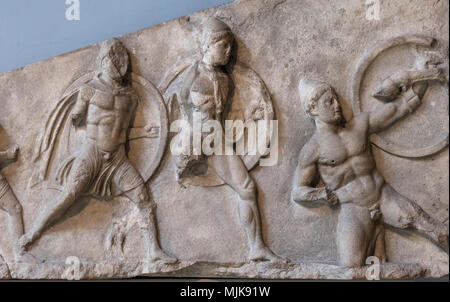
0, 255, 10, 279
0, 0, 448, 280
4, 261, 429, 280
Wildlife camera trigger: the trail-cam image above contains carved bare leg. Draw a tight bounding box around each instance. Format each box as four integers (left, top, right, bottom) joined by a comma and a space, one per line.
337, 204, 375, 267
19, 189, 81, 252
208, 155, 281, 262
373, 225, 387, 263
238, 196, 279, 262
124, 185, 177, 264
0, 190, 41, 263
380, 184, 449, 253
1, 191, 24, 252
19, 159, 91, 252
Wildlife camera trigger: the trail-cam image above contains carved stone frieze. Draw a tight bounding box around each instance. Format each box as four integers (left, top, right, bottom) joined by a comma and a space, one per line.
0, 0, 448, 280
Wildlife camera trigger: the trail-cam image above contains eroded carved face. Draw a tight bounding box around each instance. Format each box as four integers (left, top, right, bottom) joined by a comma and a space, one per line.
101, 45, 129, 81
202, 34, 233, 66
311, 89, 342, 125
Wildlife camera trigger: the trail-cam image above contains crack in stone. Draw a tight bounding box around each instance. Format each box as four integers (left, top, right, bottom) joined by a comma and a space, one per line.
273, 0, 288, 10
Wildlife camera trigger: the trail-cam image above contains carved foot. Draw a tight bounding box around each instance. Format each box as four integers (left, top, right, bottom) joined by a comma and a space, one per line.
249, 246, 287, 263
105, 222, 126, 260
437, 231, 449, 254
429, 222, 450, 253
149, 249, 178, 264
17, 234, 35, 253
14, 252, 43, 264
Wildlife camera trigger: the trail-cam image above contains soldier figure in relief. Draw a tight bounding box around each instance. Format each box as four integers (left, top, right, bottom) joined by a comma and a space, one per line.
1, 145, 39, 263
20, 39, 177, 264
166, 18, 280, 261
292, 75, 449, 267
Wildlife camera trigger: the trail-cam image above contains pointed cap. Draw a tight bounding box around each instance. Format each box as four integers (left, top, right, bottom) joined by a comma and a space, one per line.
298, 78, 331, 113
202, 17, 232, 35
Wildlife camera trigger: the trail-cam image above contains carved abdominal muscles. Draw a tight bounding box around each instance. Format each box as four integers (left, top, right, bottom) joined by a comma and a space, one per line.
292, 36, 449, 267
22, 39, 177, 265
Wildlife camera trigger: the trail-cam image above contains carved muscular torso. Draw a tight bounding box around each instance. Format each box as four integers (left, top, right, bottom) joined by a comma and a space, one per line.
312, 115, 384, 206
76, 78, 137, 152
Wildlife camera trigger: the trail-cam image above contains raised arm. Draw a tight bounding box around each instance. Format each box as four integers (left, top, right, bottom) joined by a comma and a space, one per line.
369, 66, 447, 134
291, 138, 338, 207
71, 86, 94, 126
368, 86, 423, 134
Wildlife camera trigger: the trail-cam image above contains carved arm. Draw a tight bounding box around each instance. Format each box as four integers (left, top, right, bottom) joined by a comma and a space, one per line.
369, 66, 448, 134
291, 165, 339, 207
291, 141, 338, 207
368, 87, 422, 134
71, 87, 94, 126
128, 125, 160, 141
126, 93, 160, 141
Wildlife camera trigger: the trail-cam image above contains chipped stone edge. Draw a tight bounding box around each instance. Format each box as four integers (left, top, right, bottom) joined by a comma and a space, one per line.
3, 260, 448, 280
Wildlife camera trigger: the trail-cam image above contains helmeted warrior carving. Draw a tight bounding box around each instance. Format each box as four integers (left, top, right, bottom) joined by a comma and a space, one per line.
21, 39, 177, 264
159, 17, 280, 262
292, 63, 449, 267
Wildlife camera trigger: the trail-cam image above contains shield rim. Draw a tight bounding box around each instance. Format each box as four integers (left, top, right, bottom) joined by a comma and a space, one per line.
351, 34, 449, 158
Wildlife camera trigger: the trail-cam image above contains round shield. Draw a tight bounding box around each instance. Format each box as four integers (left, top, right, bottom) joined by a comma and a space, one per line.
160, 59, 275, 187
351, 34, 449, 158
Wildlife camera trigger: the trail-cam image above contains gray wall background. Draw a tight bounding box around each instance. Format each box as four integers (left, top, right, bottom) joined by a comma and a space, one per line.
0, 0, 232, 73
